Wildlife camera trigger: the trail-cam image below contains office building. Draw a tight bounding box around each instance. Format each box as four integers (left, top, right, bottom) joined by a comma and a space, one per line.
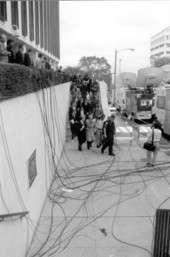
150, 26, 170, 59
0, 1, 60, 69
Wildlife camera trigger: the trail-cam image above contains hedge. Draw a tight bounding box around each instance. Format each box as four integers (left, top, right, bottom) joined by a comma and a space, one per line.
0, 63, 70, 100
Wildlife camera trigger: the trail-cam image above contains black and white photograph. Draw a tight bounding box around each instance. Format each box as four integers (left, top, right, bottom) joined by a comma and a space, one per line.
0, 1, 170, 257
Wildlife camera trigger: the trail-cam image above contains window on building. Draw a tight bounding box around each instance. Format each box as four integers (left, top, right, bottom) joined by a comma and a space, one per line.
35, 2, 39, 45
21, 2, 27, 36
155, 44, 164, 50
152, 36, 165, 46
166, 51, 170, 54
29, 1, 34, 41
49, 2, 52, 53
166, 43, 170, 47
0, 1, 7, 21
155, 52, 164, 57
47, 2, 51, 52
40, 2, 44, 48
156, 96, 165, 109
11, 2, 19, 28
44, 2, 47, 50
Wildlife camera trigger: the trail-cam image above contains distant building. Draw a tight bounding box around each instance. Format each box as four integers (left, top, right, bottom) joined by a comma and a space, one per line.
0, 1, 60, 69
150, 27, 170, 59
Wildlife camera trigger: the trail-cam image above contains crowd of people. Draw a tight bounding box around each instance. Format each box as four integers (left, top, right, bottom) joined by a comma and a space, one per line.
69, 74, 163, 163
0, 34, 163, 163
0, 33, 62, 72
69, 74, 116, 156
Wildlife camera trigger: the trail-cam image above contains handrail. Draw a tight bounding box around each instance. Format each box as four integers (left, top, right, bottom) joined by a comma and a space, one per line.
0, 211, 29, 222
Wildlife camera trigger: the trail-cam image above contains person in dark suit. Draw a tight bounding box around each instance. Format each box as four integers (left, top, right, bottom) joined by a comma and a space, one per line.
57, 66, 62, 73
44, 57, 51, 69
6, 39, 14, 63
24, 48, 33, 67
15, 44, 24, 65
101, 115, 116, 156
77, 116, 86, 151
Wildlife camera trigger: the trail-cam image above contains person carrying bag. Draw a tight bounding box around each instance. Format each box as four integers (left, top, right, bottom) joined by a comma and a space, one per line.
143, 129, 155, 152
144, 122, 162, 167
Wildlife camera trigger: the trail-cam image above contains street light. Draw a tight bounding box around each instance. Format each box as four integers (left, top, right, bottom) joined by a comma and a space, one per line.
113, 48, 134, 105
119, 59, 122, 74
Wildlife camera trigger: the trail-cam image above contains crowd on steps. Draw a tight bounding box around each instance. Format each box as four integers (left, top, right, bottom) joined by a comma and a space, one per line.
68, 74, 116, 156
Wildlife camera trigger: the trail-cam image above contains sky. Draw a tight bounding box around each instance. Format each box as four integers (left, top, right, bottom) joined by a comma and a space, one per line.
60, 1, 170, 74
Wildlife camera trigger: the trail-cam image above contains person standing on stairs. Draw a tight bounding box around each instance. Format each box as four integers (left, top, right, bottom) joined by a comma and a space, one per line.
77, 116, 86, 151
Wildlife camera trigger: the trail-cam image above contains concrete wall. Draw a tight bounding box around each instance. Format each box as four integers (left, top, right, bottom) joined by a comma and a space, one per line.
0, 82, 70, 257
99, 81, 111, 118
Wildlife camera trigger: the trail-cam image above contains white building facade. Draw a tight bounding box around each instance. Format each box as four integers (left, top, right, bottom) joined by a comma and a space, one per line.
0, 1, 60, 69
150, 26, 170, 59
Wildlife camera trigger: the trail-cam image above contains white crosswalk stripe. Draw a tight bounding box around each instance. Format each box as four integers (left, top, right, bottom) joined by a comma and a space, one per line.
115, 126, 133, 145
116, 126, 133, 133
137, 126, 151, 143
139, 126, 151, 133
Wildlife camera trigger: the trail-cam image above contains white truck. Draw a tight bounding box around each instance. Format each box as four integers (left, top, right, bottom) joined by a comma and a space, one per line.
155, 84, 170, 136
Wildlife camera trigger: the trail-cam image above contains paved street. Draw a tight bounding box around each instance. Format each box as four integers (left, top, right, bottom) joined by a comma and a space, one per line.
27, 115, 170, 257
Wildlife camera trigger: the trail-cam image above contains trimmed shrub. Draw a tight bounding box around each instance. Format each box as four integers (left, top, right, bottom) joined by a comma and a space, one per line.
0, 63, 70, 100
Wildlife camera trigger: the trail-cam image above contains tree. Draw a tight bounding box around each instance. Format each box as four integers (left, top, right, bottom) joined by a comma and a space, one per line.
63, 66, 81, 76
78, 56, 112, 90
151, 56, 170, 68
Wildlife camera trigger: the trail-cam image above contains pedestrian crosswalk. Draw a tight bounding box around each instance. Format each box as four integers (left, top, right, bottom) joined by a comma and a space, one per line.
115, 126, 133, 145
139, 126, 151, 133
116, 126, 133, 133
137, 126, 151, 143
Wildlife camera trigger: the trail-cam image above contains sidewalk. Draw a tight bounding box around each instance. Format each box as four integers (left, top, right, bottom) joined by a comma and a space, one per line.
27, 115, 170, 257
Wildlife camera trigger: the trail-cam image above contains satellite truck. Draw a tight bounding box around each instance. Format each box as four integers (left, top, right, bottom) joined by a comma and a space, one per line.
117, 67, 164, 122
154, 65, 170, 137
114, 72, 136, 113
124, 87, 154, 121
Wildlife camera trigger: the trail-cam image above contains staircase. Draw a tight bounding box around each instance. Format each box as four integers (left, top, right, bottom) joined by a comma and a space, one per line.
66, 118, 72, 142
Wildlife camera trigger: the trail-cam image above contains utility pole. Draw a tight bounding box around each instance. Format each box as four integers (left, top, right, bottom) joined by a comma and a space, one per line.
113, 49, 117, 106
113, 48, 134, 106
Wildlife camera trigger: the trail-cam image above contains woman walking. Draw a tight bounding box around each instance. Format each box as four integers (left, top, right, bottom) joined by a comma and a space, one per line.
95, 115, 104, 147
86, 113, 96, 150
146, 122, 162, 167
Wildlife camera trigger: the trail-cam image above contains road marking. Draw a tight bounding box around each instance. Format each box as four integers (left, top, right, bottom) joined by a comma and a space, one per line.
116, 126, 133, 133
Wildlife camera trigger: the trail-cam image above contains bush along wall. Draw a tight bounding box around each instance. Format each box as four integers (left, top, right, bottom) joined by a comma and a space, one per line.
0, 63, 70, 100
